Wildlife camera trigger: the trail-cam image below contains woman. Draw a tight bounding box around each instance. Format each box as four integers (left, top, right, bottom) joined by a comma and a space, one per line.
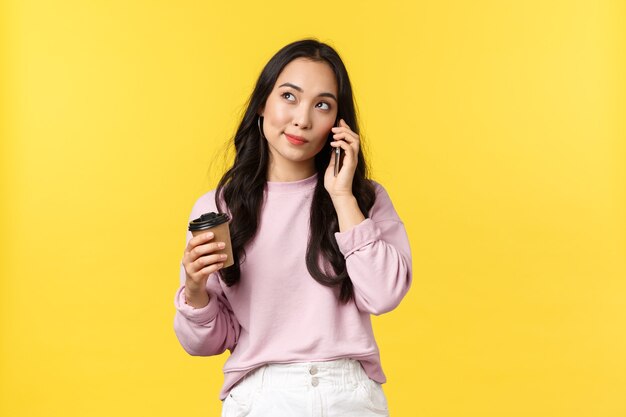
174, 38, 412, 417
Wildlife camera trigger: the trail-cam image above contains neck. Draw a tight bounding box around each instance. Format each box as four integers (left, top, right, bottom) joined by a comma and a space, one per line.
266, 160, 316, 182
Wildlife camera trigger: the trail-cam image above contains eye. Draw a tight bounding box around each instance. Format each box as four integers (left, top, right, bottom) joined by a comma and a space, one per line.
281, 92, 295, 101
317, 102, 331, 110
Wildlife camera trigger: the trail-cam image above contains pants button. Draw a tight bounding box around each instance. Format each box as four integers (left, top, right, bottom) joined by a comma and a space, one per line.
309, 365, 318, 375
311, 377, 319, 387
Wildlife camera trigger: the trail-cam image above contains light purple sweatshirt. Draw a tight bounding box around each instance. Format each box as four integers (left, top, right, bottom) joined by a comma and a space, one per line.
173, 173, 412, 400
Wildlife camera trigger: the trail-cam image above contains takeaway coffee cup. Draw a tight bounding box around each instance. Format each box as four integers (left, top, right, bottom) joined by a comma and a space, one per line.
188, 212, 234, 268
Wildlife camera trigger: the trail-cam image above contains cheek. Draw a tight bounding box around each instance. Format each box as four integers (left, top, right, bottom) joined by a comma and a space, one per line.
316, 130, 332, 150
319, 121, 335, 139
321, 112, 337, 130
265, 101, 290, 127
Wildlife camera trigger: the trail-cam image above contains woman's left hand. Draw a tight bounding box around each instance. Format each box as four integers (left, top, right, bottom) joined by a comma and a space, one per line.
324, 118, 360, 199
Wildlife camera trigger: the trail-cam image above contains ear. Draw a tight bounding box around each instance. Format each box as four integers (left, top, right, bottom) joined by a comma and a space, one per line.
257, 105, 265, 117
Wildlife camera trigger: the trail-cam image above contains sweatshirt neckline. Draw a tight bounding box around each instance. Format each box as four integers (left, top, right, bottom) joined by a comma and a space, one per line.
265, 173, 318, 193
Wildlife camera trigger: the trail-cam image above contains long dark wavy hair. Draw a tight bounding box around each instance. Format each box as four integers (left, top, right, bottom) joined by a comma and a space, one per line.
215, 38, 376, 303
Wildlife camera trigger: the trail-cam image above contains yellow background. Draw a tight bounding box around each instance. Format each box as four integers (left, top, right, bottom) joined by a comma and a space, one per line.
1, 0, 625, 416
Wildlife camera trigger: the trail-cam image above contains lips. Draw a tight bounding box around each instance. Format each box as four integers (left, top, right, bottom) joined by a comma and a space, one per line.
284, 133, 307, 145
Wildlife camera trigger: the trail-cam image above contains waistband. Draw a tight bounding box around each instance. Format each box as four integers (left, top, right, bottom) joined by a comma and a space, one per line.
236, 358, 370, 392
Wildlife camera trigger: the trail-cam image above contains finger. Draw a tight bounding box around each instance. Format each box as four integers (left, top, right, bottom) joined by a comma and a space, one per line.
191, 241, 226, 259
185, 242, 223, 264
335, 128, 360, 146
332, 130, 359, 144
187, 258, 224, 281
331, 139, 359, 155
187, 231, 215, 251
330, 140, 350, 150
200, 262, 225, 276
332, 120, 355, 134
338, 119, 358, 136
332, 132, 353, 144
332, 139, 359, 156
192, 253, 228, 273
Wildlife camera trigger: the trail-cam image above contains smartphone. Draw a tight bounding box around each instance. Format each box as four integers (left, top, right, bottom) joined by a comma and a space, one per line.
331, 119, 342, 176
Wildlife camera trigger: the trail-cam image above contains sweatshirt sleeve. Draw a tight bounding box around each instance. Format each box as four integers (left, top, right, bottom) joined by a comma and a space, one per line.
334, 182, 413, 315
173, 192, 241, 356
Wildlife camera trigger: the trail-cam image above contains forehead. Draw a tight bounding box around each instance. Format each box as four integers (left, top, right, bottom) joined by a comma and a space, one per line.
275, 58, 338, 93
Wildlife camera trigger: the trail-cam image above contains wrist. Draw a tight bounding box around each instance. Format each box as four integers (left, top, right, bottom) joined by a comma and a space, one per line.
330, 193, 356, 205
184, 285, 210, 309
331, 194, 366, 232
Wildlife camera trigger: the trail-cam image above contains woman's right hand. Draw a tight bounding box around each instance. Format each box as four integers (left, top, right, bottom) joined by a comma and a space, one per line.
182, 231, 227, 295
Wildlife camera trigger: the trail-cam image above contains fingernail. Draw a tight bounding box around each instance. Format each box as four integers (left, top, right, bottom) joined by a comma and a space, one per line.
218, 242, 225, 248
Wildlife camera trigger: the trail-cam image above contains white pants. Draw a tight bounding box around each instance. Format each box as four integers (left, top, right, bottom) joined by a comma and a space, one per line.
220, 358, 390, 417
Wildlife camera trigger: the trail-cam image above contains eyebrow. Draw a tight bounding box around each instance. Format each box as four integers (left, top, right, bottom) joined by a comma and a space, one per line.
278, 82, 337, 102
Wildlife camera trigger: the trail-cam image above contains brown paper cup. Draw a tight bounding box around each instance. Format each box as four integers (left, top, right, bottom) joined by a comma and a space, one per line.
190, 221, 234, 268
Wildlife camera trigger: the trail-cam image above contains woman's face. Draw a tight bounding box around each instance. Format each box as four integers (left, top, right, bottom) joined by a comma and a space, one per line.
259, 57, 339, 178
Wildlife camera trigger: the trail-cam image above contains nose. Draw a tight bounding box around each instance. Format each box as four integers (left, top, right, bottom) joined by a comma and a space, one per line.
292, 107, 312, 129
